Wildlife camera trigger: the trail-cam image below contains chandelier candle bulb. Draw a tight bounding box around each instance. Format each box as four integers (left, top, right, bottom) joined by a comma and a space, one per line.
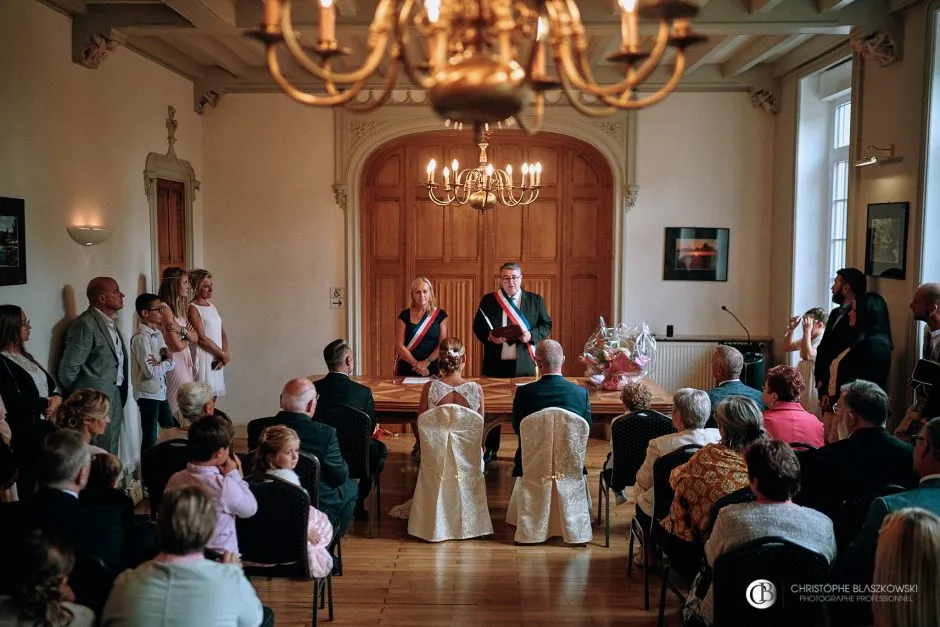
535, 162, 542, 187
318, 0, 336, 44
619, 0, 640, 49
506, 164, 513, 186
534, 18, 547, 76
443, 167, 450, 187
425, 0, 440, 24
427, 159, 436, 184
521, 163, 529, 187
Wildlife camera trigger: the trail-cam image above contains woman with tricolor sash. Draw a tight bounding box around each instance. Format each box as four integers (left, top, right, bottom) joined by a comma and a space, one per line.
395, 277, 448, 377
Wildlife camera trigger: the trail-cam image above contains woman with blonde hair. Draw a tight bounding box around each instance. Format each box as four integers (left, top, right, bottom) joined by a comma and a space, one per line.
253, 425, 334, 577
395, 276, 448, 377
157, 267, 198, 414
187, 269, 228, 399
56, 389, 111, 456
873, 507, 940, 627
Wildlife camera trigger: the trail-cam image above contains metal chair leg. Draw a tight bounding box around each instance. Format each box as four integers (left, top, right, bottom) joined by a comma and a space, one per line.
604, 484, 610, 548
375, 475, 382, 516
627, 520, 636, 578
327, 573, 334, 621
658, 564, 670, 627
313, 575, 319, 627
596, 473, 603, 525
643, 534, 651, 611
369, 480, 377, 538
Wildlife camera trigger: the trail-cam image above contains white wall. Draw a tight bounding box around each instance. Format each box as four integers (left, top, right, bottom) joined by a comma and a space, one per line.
202, 96, 345, 422
625, 92, 774, 339
0, 1, 201, 397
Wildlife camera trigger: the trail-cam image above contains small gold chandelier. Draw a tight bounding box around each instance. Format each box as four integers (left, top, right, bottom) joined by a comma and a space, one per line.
426, 124, 540, 211
252, 0, 706, 132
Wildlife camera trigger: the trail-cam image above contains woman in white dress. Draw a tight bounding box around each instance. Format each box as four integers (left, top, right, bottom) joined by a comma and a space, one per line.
157, 267, 198, 415
187, 269, 228, 399
782, 307, 827, 415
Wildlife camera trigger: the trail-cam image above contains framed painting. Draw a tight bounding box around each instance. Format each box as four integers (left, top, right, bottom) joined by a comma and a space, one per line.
0, 197, 26, 286
865, 202, 909, 280
663, 227, 729, 281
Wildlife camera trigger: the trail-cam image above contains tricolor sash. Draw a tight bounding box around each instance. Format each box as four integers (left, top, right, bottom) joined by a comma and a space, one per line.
494, 289, 537, 362
394, 307, 440, 373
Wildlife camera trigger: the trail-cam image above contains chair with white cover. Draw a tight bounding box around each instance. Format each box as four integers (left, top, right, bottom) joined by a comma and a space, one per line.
408, 404, 494, 542
506, 408, 593, 544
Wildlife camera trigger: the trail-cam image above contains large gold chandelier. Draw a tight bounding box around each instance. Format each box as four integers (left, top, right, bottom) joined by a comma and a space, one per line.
253, 0, 706, 131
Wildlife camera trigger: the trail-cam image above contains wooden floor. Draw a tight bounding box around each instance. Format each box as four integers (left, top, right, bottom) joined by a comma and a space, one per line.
240, 434, 683, 627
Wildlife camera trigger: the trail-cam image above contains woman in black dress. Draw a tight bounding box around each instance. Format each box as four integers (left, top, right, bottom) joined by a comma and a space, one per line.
395, 276, 448, 377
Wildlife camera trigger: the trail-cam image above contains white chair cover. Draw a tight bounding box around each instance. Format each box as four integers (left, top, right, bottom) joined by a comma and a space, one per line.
506, 407, 593, 544
408, 404, 494, 542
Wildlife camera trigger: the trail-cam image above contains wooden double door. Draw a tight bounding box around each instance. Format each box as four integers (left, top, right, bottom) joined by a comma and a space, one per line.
360, 131, 613, 377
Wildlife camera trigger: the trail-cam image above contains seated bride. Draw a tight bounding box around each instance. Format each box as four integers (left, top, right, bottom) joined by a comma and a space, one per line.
389, 337, 485, 519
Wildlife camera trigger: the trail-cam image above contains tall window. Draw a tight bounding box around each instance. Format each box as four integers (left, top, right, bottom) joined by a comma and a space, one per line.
828, 98, 851, 291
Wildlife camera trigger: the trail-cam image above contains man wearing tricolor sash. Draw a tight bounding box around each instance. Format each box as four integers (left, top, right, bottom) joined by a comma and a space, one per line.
473, 262, 553, 461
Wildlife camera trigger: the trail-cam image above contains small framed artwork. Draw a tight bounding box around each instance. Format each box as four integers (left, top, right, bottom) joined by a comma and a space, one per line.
0, 197, 26, 286
663, 227, 730, 281
865, 202, 909, 280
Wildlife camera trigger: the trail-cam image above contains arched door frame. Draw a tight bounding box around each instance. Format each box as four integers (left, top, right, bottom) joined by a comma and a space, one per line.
333, 101, 637, 369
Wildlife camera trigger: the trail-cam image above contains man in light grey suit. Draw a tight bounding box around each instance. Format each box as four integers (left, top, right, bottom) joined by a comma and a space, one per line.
59, 277, 129, 452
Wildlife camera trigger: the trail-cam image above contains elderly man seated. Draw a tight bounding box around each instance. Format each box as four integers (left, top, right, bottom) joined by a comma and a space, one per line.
706, 346, 765, 426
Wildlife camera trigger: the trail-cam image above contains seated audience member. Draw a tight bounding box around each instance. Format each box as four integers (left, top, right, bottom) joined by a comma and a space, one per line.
706, 346, 765, 425
632, 389, 720, 534
80, 453, 135, 538
27, 431, 125, 570
0, 530, 94, 627
659, 396, 766, 582
684, 440, 836, 627
313, 339, 388, 522
164, 415, 257, 556
253, 425, 334, 577
799, 380, 917, 516
832, 416, 940, 626
247, 378, 357, 536
512, 340, 591, 477
872, 508, 940, 627
161, 382, 216, 442
56, 389, 111, 457
610, 380, 674, 505
761, 365, 824, 448
101, 485, 266, 627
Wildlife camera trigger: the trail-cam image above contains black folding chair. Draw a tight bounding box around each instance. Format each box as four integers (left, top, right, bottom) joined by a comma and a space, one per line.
315, 404, 382, 537
706, 486, 757, 536
597, 410, 674, 548
237, 473, 334, 625
140, 438, 189, 519
626, 443, 701, 611
71, 551, 114, 617
833, 483, 907, 551
712, 536, 830, 626
789, 442, 818, 451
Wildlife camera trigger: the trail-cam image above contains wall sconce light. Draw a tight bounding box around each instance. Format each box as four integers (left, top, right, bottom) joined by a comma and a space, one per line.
67, 226, 112, 246
855, 144, 903, 167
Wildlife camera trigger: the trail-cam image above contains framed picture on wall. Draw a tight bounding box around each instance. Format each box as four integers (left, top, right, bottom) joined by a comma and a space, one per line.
663, 227, 730, 281
865, 202, 909, 280
0, 197, 26, 286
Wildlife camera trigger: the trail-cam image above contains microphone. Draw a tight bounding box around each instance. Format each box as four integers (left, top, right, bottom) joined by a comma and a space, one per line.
721, 305, 751, 343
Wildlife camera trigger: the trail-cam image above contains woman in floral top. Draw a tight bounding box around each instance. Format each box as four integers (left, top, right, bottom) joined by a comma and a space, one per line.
659, 396, 767, 581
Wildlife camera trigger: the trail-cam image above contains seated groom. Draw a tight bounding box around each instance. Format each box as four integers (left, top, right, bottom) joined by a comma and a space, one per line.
313, 339, 388, 522
706, 345, 765, 425
247, 378, 358, 535
512, 340, 591, 477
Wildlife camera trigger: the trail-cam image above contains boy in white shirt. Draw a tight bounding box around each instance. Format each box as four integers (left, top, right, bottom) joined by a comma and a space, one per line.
131, 293, 175, 451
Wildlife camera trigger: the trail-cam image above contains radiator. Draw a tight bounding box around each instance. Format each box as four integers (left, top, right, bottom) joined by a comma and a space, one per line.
650, 341, 716, 394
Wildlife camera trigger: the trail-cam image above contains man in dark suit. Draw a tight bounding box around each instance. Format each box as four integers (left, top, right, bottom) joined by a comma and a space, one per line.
247, 378, 358, 535
799, 380, 917, 517
473, 262, 553, 461
313, 339, 387, 521
511, 340, 591, 477
814, 267, 867, 410
59, 276, 129, 453
705, 345, 765, 426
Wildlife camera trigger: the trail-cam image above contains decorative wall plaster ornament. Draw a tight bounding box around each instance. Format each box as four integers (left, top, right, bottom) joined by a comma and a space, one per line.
853, 31, 897, 67
350, 121, 378, 141
80, 34, 118, 69
747, 88, 778, 115
624, 184, 639, 211
196, 89, 225, 115
332, 183, 348, 213
166, 106, 179, 157
598, 120, 626, 143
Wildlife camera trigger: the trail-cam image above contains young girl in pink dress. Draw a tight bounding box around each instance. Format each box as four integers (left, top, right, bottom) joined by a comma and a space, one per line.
253, 425, 333, 577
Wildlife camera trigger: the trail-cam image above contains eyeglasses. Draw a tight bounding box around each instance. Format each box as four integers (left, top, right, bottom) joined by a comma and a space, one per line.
832, 402, 841, 413
500, 275, 522, 282
146, 307, 164, 312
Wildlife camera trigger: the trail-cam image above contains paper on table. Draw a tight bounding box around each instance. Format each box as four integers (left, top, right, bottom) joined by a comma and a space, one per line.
402, 377, 431, 385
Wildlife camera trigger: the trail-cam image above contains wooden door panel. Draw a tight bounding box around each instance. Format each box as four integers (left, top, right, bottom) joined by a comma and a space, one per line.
572, 152, 602, 187
414, 201, 446, 261
568, 275, 602, 364
450, 205, 482, 261
492, 205, 524, 261
525, 201, 558, 261
374, 153, 401, 188
430, 276, 480, 375
570, 200, 600, 261
374, 275, 402, 376
372, 201, 403, 261
156, 179, 186, 277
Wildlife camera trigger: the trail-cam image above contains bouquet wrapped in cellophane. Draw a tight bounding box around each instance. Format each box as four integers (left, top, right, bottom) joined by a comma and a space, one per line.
580, 318, 657, 391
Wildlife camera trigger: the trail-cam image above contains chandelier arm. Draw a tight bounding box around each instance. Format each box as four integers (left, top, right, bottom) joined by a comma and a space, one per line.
428, 186, 456, 205
598, 53, 687, 110
513, 93, 545, 136
266, 47, 365, 106
557, 71, 618, 118
341, 60, 402, 112
395, 0, 435, 90
279, 0, 393, 86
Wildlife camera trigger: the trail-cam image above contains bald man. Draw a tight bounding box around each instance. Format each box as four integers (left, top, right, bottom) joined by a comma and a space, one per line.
511, 340, 591, 477
896, 282, 940, 439
247, 378, 358, 535
59, 277, 129, 453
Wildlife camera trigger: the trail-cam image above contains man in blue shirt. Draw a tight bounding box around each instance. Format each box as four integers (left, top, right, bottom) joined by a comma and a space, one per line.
705, 345, 765, 426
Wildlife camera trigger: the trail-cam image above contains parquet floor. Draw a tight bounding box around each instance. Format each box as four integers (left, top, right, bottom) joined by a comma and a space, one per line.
237, 433, 683, 627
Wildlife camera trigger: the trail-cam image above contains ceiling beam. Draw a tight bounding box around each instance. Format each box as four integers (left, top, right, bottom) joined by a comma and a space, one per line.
684, 35, 750, 74
747, 0, 788, 14
160, 0, 236, 29
721, 34, 793, 76
817, 0, 857, 11
771, 34, 848, 76
334, 0, 357, 17
123, 35, 207, 79
163, 34, 252, 77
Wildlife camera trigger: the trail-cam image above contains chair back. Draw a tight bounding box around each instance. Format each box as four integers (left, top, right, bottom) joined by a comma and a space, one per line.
610, 410, 675, 488
834, 483, 907, 550
789, 442, 818, 451
236, 475, 311, 577
651, 444, 702, 521
409, 404, 492, 541
712, 536, 830, 626
315, 404, 372, 479
70, 551, 113, 615
707, 486, 757, 534
295, 451, 321, 507
140, 438, 189, 515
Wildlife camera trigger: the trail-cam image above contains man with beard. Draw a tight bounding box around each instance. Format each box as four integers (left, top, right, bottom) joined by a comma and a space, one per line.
894, 283, 940, 439
814, 268, 867, 414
